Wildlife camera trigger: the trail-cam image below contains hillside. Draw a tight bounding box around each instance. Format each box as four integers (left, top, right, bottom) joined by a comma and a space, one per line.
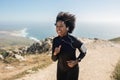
15, 38, 120, 80
109, 37, 120, 43
0, 34, 35, 48
0, 36, 120, 80
0, 36, 52, 80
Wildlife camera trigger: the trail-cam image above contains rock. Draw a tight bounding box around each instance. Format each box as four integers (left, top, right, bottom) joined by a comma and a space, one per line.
12, 49, 19, 54
26, 38, 53, 54
94, 38, 99, 40
26, 69, 36, 74
42, 41, 51, 52
0, 37, 53, 61
0, 54, 4, 60
15, 54, 26, 61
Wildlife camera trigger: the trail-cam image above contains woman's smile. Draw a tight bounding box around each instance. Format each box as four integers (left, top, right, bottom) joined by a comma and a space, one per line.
56, 21, 68, 37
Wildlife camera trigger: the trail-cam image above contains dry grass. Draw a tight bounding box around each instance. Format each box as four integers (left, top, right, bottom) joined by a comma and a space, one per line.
109, 37, 120, 44
0, 53, 52, 80
109, 37, 120, 80
112, 60, 120, 80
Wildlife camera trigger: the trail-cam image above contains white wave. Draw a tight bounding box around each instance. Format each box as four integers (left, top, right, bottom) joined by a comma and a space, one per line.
29, 37, 40, 42
11, 28, 28, 37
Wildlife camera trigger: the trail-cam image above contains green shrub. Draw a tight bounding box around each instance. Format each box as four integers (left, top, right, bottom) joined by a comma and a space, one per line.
2, 51, 9, 58
112, 60, 120, 80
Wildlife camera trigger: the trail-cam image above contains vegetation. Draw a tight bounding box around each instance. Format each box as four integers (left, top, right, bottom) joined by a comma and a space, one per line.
1, 53, 52, 80
3, 57, 20, 63
111, 37, 120, 80
109, 37, 120, 43
112, 60, 120, 80
0, 34, 53, 80
0, 35, 34, 48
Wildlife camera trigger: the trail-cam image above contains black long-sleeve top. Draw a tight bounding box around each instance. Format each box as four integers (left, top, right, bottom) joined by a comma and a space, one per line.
51, 34, 86, 70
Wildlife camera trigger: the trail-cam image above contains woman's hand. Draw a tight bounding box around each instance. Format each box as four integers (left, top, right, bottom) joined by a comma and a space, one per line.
67, 60, 78, 68
54, 45, 61, 56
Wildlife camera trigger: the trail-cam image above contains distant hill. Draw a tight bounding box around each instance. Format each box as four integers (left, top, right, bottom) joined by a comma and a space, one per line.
0, 34, 35, 48
109, 37, 120, 43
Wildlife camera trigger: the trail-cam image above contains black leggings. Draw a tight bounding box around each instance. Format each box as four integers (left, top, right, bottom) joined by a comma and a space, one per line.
57, 66, 79, 80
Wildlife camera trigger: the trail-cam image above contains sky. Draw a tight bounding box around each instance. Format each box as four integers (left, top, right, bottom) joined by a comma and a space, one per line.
0, 0, 120, 24
0, 0, 120, 39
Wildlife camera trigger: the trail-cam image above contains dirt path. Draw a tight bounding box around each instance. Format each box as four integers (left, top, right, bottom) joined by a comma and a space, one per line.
16, 41, 120, 80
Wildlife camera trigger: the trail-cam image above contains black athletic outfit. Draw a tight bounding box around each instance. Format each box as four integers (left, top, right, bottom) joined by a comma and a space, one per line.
51, 34, 86, 80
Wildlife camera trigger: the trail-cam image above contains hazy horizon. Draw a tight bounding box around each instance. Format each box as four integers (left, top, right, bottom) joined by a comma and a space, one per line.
0, 22, 120, 41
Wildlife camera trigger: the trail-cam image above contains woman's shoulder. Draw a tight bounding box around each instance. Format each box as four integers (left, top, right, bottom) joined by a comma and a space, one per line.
68, 34, 83, 43
53, 36, 60, 42
68, 34, 78, 40
53, 36, 59, 40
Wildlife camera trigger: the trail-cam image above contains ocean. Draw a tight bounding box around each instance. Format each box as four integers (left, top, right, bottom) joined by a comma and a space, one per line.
0, 22, 120, 41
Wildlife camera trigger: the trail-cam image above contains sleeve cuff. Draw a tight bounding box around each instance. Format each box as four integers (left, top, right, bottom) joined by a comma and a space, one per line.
77, 58, 81, 62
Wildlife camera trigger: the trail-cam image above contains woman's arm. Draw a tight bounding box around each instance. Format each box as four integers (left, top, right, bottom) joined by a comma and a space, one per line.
67, 36, 87, 68
51, 38, 61, 61
72, 36, 87, 62
77, 43, 87, 62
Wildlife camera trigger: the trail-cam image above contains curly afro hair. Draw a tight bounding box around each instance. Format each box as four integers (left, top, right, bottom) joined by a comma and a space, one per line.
56, 12, 76, 33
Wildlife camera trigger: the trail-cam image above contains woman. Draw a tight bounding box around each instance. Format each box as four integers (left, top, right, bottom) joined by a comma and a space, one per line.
51, 12, 87, 80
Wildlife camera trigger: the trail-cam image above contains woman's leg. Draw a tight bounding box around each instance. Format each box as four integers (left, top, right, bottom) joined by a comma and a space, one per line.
66, 66, 79, 80
57, 67, 67, 80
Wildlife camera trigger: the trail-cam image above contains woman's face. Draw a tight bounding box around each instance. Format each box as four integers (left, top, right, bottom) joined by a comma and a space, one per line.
56, 21, 68, 37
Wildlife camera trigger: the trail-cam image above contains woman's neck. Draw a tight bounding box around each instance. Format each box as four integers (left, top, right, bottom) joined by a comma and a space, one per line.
59, 33, 68, 38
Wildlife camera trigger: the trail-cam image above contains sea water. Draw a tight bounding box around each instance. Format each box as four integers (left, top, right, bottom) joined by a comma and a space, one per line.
0, 22, 120, 41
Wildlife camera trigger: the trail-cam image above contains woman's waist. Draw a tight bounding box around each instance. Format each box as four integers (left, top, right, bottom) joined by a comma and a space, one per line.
57, 57, 78, 70
57, 61, 78, 71
58, 54, 76, 61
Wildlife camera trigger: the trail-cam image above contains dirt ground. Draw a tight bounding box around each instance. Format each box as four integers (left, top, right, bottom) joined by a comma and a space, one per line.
15, 40, 120, 80
0, 54, 52, 80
